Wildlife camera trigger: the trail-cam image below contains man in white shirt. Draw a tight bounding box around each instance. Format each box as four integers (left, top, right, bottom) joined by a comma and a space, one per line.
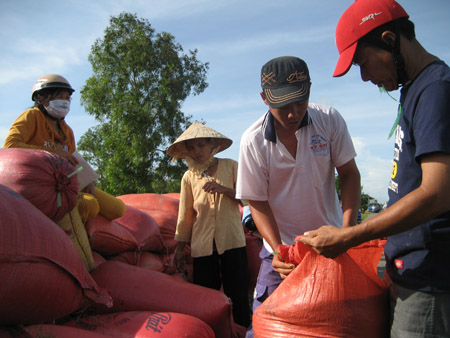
236, 56, 361, 337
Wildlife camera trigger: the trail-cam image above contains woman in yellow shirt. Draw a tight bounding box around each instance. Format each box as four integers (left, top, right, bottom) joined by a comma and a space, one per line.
168, 121, 251, 328
4, 74, 78, 164
3, 74, 124, 222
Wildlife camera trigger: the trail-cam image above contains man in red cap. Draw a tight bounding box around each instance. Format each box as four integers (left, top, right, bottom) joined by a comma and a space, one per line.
300, 0, 450, 336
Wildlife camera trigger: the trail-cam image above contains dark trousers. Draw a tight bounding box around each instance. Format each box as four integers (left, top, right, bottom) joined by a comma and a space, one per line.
193, 246, 251, 327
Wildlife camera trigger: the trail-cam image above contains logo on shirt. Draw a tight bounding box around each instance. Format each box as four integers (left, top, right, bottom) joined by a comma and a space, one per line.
391, 161, 397, 179
389, 125, 404, 194
310, 134, 329, 157
395, 259, 404, 269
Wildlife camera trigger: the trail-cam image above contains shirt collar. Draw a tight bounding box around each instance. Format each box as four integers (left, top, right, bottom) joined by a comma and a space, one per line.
262, 110, 311, 143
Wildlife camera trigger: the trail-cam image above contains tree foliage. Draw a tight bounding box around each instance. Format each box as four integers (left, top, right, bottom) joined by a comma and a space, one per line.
78, 12, 209, 195
360, 192, 374, 211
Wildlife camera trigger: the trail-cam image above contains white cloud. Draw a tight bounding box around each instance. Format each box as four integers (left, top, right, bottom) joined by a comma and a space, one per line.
0, 34, 93, 85
195, 27, 332, 57
353, 136, 392, 203
92, 0, 233, 21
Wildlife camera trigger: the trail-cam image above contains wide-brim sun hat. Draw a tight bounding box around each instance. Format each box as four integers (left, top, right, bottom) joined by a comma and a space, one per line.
333, 0, 409, 77
167, 121, 232, 160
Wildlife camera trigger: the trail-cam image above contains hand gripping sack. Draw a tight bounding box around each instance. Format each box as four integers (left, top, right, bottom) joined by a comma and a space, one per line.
0, 184, 112, 325
253, 239, 389, 338
0, 148, 78, 221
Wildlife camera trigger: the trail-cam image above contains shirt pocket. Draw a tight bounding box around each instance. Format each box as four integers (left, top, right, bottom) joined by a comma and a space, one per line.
311, 154, 332, 188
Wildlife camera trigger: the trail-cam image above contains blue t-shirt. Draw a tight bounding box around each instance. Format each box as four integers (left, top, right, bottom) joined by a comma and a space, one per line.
385, 61, 450, 292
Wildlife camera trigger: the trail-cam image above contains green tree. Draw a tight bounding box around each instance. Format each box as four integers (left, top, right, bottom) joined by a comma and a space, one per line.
360, 191, 373, 211
78, 12, 209, 195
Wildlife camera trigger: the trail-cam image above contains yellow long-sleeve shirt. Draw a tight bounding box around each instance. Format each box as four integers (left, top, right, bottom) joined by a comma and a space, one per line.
3, 107, 75, 153
175, 158, 246, 258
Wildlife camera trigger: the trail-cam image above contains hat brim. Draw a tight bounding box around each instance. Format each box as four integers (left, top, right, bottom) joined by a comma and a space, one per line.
333, 41, 357, 77
167, 138, 232, 160
167, 122, 233, 160
264, 83, 310, 109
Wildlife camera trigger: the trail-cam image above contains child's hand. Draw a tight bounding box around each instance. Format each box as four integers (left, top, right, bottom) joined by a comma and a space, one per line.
202, 181, 226, 194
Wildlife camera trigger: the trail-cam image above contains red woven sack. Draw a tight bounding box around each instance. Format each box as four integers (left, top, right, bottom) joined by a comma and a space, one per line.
91, 260, 239, 338
118, 193, 179, 216
115, 206, 166, 253
142, 210, 178, 253
92, 251, 106, 268
163, 192, 180, 200
108, 250, 141, 266
253, 239, 389, 338
24, 325, 108, 337
139, 251, 167, 272
0, 148, 78, 221
86, 215, 139, 256
0, 185, 112, 325
65, 311, 215, 338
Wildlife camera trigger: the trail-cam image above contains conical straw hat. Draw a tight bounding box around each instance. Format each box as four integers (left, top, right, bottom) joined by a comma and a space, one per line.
167, 121, 232, 160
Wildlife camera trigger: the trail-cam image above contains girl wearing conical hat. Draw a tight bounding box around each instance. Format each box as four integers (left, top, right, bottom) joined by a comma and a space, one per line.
168, 121, 251, 328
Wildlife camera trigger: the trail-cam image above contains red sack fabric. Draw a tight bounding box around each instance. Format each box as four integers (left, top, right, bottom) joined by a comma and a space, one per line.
24, 325, 108, 337
114, 206, 166, 253
65, 311, 215, 338
0, 148, 78, 221
91, 260, 237, 338
253, 239, 389, 338
109, 250, 141, 266
118, 193, 179, 216
0, 326, 34, 338
163, 192, 180, 200
0, 185, 112, 326
92, 251, 106, 268
139, 251, 167, 272
86, 215, 139, 256
142, 210, 178, 254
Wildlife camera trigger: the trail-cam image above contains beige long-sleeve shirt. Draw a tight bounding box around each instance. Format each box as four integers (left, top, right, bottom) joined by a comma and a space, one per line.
175, 158, 246, 257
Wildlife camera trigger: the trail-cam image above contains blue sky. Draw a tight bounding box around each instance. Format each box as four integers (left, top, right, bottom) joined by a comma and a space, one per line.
1, 0, 449, 203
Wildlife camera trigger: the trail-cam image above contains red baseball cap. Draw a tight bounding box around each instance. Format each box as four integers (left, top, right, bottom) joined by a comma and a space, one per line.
333, 0, 409, 77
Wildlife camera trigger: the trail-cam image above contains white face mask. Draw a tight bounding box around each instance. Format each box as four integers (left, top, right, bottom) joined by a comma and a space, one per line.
45, 99, 71, 119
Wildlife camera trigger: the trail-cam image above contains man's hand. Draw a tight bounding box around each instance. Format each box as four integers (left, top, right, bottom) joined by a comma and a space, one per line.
298, 226, 351, 259
272, 253, 295, 279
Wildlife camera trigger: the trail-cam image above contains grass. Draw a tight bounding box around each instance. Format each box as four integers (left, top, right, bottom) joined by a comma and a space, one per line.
361, 210, 371, 222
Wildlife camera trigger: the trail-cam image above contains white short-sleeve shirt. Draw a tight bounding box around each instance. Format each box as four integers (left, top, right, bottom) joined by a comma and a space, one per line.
236, 103, 356, 251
